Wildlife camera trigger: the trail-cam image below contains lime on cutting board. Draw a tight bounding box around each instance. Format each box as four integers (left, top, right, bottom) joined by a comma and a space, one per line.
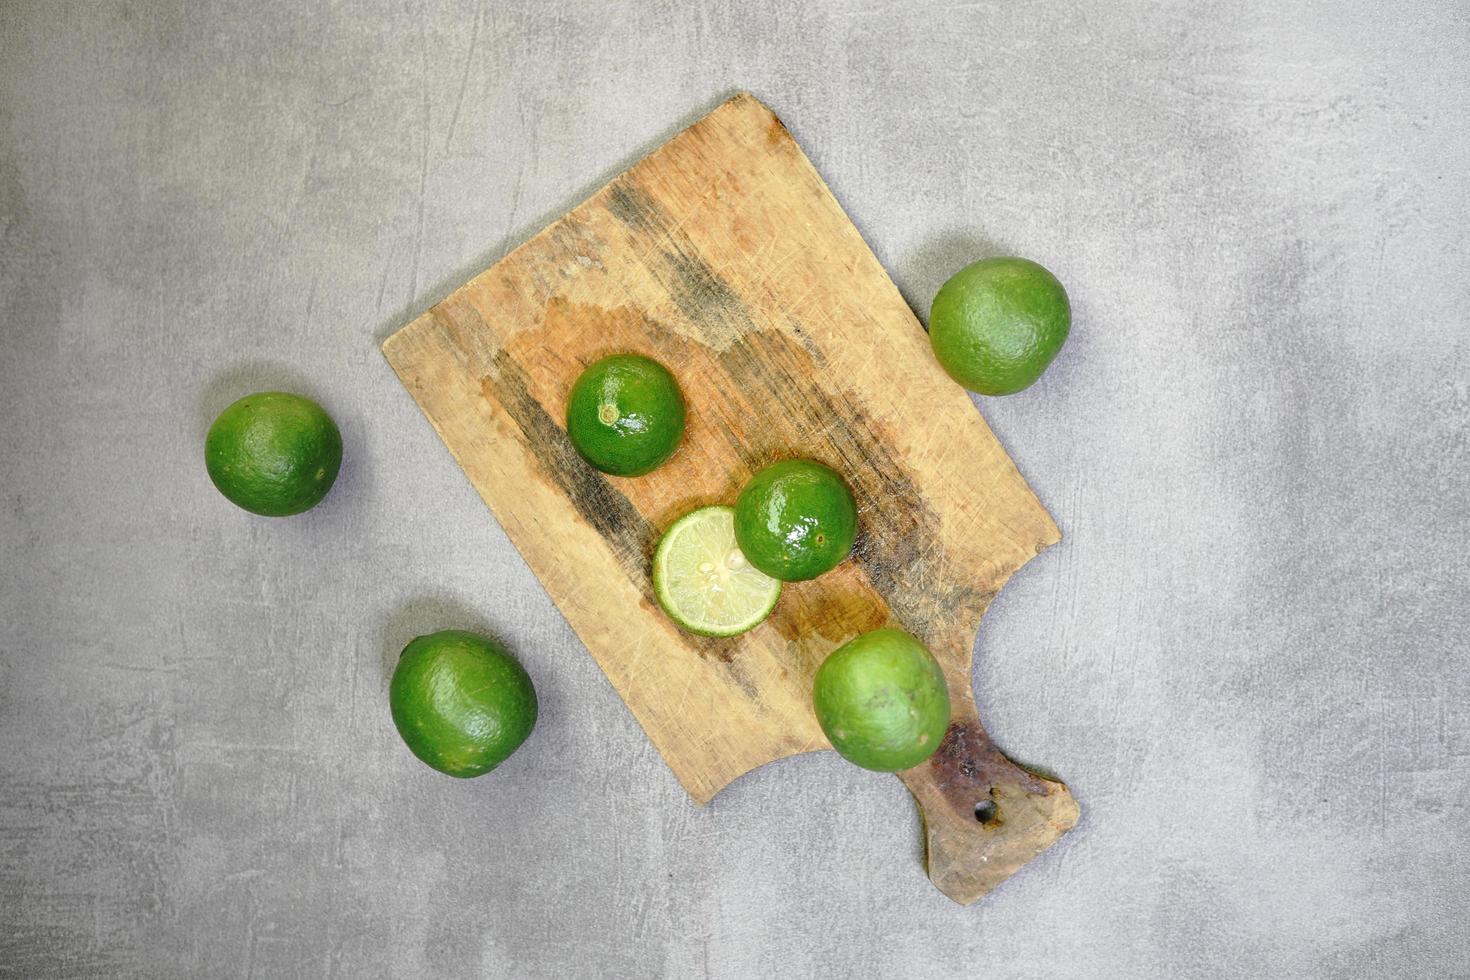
653, 505, 781, 637
565, 353, 686, 476
734, 458, 857, 582
813, 628, 951, 772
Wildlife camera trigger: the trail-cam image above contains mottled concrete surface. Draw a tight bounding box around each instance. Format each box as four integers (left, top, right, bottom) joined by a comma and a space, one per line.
2, 1, 1467, 977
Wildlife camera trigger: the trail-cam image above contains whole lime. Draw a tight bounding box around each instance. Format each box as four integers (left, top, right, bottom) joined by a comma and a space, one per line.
389, 630, 538, 778
205, 392, 342, 516
565, 354, 685, 476
733, 459, 856, 582
813, 628, 951, 772
929, 256, 1070, 396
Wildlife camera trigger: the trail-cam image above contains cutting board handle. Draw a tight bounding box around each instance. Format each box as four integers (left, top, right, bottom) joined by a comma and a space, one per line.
896, 689, 1079, 904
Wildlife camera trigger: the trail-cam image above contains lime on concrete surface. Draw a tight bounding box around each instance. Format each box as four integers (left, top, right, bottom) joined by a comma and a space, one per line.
389, 630, 538, 778
204, 391, 342, 516
929, 257, 1070, 396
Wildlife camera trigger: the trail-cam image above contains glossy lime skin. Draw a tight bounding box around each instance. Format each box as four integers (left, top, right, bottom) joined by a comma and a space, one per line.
389, 630, 538, 778
813, 628, 951, 772
205, 392, 342, 516
565, 354, 685, 476
733, 459, 857, 582
929, 257, 1070, 396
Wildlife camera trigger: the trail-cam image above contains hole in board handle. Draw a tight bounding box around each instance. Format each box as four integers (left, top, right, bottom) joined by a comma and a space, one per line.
974, 799, 998, 824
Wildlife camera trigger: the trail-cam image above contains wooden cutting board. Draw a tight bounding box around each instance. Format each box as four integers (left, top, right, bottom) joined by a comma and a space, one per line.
382, 93, 1078, 904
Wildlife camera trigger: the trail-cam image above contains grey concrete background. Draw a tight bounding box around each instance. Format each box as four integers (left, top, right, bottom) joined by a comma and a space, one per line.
2, 0, 1467, 976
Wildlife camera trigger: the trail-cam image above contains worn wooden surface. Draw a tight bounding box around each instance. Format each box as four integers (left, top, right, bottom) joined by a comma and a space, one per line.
382, 92, 1076, 903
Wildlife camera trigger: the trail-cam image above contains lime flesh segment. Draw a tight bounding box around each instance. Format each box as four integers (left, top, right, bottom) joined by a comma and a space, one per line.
653, 506, 781, 637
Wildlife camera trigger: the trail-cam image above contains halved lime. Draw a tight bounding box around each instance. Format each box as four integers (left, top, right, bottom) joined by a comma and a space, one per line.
653, 505, 781, 637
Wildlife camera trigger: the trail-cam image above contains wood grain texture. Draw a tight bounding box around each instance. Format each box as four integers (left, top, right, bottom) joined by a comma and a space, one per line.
381, 92, 1077, 903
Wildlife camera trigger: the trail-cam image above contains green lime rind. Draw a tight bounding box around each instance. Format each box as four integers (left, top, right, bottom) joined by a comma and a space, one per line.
205, 391, 343, 516
813, 628, 951, 773
566, 354, 686, 477
733, 459, 857, 582
653, 505, 781, 638
929, 256, 1070, 396
389, 630, 538, 778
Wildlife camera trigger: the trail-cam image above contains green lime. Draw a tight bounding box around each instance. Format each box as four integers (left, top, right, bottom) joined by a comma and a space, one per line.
733, 459, 856, 582
205, 391, 343, 516
653, 505, 781, 637
389, 630, 538, 778
928, 256, 1070, 396
566, 354, 685, 476
813, 628, 951, 772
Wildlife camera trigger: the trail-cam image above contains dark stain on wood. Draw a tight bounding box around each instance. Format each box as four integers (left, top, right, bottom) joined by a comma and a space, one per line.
481, 351, 657, 599
766, 112, 792, 149
926, 720, 1054, 823
605, 182, 666, 236
659, 245, 762, 339
487, 281, 988, 663
713, 329, 990, 642
721, 326, 985, 641
606, 180, 763, 345
701, 640, 761, 690
782, 316, 828, 366
536, 173, 996, 660
672, 623, 756, 668
599, 182, 993, 649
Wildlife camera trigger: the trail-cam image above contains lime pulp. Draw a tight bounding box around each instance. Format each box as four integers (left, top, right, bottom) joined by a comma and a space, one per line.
653, 506, 781, 637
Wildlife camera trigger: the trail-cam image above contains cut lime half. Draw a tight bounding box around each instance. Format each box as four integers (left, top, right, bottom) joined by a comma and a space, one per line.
653, 505, 781, 637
